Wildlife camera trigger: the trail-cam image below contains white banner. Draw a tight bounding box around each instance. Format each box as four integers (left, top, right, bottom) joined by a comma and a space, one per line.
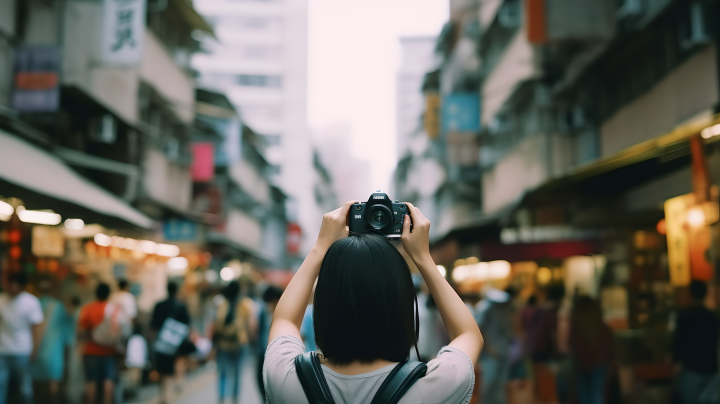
101, 0, 146, 66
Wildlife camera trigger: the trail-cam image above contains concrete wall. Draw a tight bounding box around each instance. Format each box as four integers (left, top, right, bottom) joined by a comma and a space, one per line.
0, 0, 14, 107
226, 208, 262, 252
482, 134, 549, 213
143, 147, 192, 212
481, 28, 536, 126
601, 45, 718, 157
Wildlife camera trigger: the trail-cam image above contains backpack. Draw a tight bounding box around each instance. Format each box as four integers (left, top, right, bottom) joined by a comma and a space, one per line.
214, 298, 251, 351
292, 352, 427, 404
92, 302, 132, 350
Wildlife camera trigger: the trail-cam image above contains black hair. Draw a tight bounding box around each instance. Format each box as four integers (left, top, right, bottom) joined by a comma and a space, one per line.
8, 273, 28, 288
222, 280, 240, 301
314, 234, 419, 365
96, 283, 110, 301
690, 280, 708, 301
263, 285, 284, 303
118, 279, 129, 290
167, 282, 178, 297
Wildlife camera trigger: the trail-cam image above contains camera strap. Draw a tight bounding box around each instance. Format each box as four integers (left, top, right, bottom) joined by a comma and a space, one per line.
294, 352, 427, 404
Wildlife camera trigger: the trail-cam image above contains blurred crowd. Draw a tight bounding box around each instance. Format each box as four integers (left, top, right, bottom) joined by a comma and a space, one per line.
0, 272, 296, 404
0, 272, 718, 404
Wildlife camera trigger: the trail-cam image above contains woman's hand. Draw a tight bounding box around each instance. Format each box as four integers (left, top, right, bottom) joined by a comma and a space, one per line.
400, 202, 431, 262
315, 201, 358, 251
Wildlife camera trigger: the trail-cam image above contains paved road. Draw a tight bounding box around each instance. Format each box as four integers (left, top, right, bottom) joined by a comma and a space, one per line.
134, 352, 264, 404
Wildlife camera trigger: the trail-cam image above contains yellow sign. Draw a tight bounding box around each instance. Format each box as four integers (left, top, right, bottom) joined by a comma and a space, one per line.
32, 225, 65, 257
424, 93, 440, 139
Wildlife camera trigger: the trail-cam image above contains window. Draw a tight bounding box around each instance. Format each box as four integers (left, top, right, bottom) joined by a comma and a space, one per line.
237, 75, 282, 88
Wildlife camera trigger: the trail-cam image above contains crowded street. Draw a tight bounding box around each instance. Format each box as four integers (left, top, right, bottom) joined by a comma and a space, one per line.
3, 0, 720, 403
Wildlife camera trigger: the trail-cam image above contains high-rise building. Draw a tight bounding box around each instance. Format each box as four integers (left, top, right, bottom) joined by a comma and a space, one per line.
193, 0, 319, 259
396, 37, 438, 160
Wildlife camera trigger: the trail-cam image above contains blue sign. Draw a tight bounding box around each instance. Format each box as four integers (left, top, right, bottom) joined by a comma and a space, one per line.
441, 94, 480, 133
163, 219, 198, 241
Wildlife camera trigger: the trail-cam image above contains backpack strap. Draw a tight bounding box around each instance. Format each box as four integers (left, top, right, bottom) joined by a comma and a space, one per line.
370, 360, 427, 404
294, 352, 335, 404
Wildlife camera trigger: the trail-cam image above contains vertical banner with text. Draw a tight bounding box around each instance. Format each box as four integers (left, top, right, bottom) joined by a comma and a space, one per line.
12, 47, 61, 112
102, 0, 146, 67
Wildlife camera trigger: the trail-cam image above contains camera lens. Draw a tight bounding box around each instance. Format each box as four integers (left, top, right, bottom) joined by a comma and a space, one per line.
366, 205, 392, 230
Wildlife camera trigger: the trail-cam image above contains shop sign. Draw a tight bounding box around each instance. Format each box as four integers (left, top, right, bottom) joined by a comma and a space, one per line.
500, 226, 599, 244
12, 47, 60, 112
424, 93, 440, 139
31, 226, 64, 257
286, 223, 302, 255
441, 93, 480, 133
664, 193, 718, 285
190, 143, 215, 182
163, 219, 197, 242
101, 0, 146, 67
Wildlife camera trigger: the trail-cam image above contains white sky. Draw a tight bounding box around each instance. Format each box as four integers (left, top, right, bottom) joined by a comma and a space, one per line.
307, 0, 449, 192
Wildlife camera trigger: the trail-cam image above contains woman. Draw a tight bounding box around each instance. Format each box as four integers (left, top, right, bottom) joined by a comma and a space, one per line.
213, 280, 255, 403
263, 201, 483, 403
569, 296, 614, 404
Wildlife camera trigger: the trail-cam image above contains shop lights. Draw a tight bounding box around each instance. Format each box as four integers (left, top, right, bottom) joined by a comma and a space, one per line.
0, 201, 13, 221
687, 208, 706, 227
167, 257, 189, 271
94, 233, 178, 257
452, 260, 511, 283
220, 267, 235, 281
64, 218, 85, 230
437, 265, 447, 277
94, 233, 112, 247
156, 244, 180, 257
138, 240, 158, 254
205, 270, 219, 283
701, 124, 720, 139
16, 206, 62, 225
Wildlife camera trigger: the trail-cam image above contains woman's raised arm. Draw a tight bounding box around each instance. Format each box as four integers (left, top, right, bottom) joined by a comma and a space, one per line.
268, 201, 357, 343
401, 203, 484, 363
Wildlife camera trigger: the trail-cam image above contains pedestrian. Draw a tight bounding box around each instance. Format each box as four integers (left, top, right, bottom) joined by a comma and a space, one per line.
150, 282, 192, 404
525, 284, 565, 404
418, 293, 449, 362
111, 279, 137, 321
31, 279, 74, 404
213, 280, 255, 403
569, 296, 614, 404
299, 282, 315, 353
476, 288, 514, 404
672, 280, 720, 404
123, 323, 148, 399
257, 285, 283, 397
0, 273, 44, 404
263, 202, 481, 403
78, 282, 128, 404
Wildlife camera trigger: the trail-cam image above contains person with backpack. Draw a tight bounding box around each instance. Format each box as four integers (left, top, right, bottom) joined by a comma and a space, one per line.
256, 285, 284, 397
150, 282, 191, 404
263, 201, 483, 403
78, 282, 131, 404
213, 280, 255, 403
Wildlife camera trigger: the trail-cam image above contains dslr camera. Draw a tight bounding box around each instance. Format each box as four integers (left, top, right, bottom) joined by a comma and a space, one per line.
348, 191, 410, 238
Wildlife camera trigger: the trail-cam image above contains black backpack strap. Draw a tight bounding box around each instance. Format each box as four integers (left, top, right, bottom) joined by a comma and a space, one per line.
370, 360, 427, 404
294, 352, 335, 404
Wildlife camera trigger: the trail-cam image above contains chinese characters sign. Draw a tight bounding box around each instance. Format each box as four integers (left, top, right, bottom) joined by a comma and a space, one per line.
102, 0, 146, 66
12, 47, 60, 112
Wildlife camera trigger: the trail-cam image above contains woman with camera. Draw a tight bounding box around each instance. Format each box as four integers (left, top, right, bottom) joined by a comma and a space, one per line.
263, 201, 483, 403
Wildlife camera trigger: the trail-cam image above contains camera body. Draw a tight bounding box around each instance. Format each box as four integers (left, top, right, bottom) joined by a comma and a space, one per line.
348, 191, 409, 238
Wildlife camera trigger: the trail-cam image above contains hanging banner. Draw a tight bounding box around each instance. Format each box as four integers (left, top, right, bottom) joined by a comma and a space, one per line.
442, 93, 480, 133
12, 47, 61, 112
102, 0, 146, 67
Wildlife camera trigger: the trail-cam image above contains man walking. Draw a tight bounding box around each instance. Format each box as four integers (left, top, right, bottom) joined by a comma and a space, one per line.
0, 273, 44, 404
78, 283, 122, 404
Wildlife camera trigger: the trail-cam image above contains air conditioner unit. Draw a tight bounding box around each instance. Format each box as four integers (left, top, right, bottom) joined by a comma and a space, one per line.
617, 0, 642, 19
679, 2, 708, 50
88, 114, 117, 144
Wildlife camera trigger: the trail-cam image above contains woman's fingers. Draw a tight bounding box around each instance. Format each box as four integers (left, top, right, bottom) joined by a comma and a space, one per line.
402, 213, 412, 236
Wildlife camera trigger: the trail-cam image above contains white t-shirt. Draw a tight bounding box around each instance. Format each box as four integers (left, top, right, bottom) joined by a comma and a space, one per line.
263, 336, 474, 404
0, 291, 44, 355
125, 334, 148, 368
111, 290, 137, 319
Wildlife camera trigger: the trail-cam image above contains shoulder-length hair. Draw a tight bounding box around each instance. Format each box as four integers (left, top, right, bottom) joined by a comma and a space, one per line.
314, 234, 419, 364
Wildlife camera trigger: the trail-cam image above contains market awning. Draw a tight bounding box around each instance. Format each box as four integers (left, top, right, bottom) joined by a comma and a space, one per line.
0, 130, 154, 229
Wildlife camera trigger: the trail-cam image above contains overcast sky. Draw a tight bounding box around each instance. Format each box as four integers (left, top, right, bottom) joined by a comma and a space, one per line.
307, 0, 449, 193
